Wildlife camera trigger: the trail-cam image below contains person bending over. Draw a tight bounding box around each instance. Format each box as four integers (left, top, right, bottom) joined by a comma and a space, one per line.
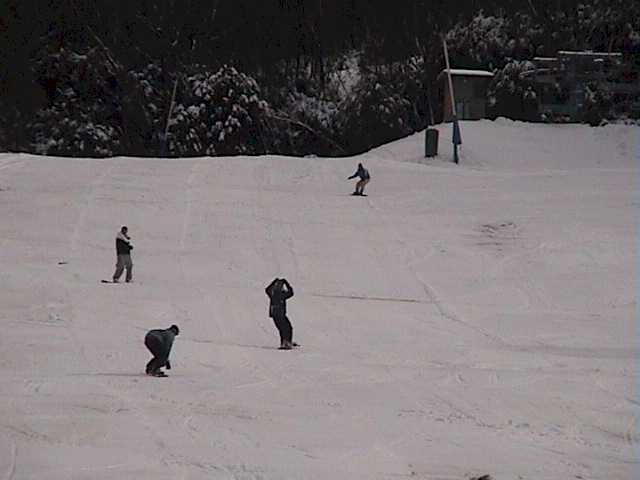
144, 324, 180, 376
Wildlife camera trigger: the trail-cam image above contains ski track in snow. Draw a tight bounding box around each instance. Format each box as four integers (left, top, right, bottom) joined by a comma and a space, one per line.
70, 161, 115, 255
4, 441, 16, 480
0, 159, 25, 171
179, 162, 198, 253
365, 191, 505, 346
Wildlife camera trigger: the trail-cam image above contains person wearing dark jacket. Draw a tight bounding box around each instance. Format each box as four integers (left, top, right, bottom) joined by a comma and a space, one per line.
145, 325, 180, 376
265, 278, 296, 349
348, 163, 370, 196
113, 226, 133, 283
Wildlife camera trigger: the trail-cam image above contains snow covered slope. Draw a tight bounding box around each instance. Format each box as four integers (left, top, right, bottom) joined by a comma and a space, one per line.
0, 120, 637, 479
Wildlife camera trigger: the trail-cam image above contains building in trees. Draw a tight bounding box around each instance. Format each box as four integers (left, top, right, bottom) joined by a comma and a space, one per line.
438, 69, 494, 122
523, 51, 640, 122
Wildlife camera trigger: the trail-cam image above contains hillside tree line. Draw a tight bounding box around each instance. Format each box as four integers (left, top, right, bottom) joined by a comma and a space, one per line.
0, 0, 638, 157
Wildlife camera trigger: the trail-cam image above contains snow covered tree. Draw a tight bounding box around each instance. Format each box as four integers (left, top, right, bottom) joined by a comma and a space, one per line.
167, 66, 272, 156
337, 71, 416, 153
267, 52, 365, 156
28, 47, 123, 157
279, 91, 340, 156
487, 60, 540, 121
445, 11, 544, 70
445, 13, 512, 70
125, 63, 175, 156
580, 82, 613, 126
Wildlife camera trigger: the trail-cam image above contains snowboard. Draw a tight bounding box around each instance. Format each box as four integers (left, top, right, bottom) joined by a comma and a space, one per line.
101, 280, 132, 284
278, 342, 300, 350
351, 192, 367, 196
147, 371, 168, 377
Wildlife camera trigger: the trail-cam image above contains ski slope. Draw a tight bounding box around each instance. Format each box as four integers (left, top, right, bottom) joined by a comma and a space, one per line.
0, 119, 637, 479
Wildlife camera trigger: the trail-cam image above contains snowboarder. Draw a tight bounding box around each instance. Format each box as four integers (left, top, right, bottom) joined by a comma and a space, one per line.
112, 225, 133, 283
348, 162, 370, 196
265, 277, 296, 349
144, 324, 180, 377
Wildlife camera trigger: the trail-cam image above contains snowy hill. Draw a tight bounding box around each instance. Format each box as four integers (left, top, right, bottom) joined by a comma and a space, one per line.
0, 120, 637, 479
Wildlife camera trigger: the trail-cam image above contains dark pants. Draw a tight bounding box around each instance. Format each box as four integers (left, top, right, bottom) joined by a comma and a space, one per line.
272, 313, 293, 345
145, 334, 168, 374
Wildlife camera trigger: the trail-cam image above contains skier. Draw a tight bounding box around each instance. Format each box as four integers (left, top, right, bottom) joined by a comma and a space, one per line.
348, 162, 370, 196
265, 277, 297, 349
144, 325, 180, 377
112, 225, 133, 283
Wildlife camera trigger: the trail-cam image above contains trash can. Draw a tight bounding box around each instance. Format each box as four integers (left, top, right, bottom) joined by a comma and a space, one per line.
424, 128, 439, 157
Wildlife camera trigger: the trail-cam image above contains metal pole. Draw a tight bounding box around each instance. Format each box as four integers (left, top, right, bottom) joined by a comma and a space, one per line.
442, 36, 461, 164
443, 38, 456, 118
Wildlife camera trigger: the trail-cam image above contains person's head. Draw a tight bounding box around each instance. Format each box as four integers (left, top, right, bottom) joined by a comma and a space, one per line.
121, 226, 128, 234
358, 163, 363, 168
169, 324, 180, 335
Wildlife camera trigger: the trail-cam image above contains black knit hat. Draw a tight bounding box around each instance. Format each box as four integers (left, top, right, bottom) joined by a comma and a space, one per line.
170, 324, 180, 335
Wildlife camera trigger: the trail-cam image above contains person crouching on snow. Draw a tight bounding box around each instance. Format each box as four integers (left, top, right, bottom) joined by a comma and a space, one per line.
265, 278, 296, 349
112, 225, 133, 283
348, 162, 370, 196
145, 325, 179, 376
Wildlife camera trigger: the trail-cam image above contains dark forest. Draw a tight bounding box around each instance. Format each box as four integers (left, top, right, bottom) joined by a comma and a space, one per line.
0, 0, 637, 157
